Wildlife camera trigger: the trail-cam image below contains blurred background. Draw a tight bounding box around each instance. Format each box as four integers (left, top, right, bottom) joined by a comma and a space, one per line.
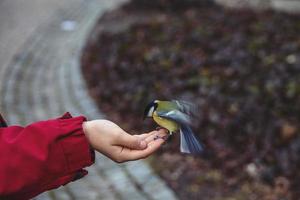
82, 0, 300, 200
1, 0, 300, 200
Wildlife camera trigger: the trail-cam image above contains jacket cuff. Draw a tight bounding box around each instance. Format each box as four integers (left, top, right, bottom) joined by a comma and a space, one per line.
58, 112, 95, 173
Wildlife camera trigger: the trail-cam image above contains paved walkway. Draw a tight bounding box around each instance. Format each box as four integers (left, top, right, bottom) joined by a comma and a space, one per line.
215, 0, 300, 12
0, 0, 177, 199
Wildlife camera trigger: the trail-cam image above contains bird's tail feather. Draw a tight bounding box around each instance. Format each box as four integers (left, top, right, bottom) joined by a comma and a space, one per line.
180, 124, 203, 154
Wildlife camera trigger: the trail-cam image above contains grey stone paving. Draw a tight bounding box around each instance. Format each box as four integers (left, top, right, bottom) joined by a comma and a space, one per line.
0, 0, 177, 199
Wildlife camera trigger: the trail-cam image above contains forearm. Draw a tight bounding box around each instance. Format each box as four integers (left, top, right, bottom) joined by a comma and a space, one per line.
0, 113, 94, 199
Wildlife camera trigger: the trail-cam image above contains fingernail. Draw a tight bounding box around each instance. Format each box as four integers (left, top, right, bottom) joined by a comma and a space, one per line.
156, 126, 162, 131
158, 128, 168, 134
140, 140, 147, 148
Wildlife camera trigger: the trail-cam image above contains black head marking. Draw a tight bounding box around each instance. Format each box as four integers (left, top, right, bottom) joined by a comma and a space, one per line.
143, 100, 158, 119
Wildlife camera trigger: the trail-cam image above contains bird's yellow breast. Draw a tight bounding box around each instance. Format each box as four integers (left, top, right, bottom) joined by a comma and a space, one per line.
153, 111, 179, 133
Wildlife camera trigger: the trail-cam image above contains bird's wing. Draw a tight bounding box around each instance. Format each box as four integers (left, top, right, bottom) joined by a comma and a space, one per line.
180, 124, 203, 154
172, 100, 198, 116
156, 109, 192, 125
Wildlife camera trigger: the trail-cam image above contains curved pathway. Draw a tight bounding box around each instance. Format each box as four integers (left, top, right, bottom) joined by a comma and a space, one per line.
0, 0, 177, 199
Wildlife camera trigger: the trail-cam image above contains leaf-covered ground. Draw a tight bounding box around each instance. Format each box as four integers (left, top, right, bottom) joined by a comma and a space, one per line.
82, 1, 300, 199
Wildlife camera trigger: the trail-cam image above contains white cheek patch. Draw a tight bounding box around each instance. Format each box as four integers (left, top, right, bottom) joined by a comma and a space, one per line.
148, 107, 154, 117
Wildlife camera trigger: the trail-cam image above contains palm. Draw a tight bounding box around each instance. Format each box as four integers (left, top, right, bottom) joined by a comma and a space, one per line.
84, 120, 167, 163
113, 131, 166, 161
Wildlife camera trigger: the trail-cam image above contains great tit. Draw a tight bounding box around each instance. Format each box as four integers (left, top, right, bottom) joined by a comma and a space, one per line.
144, 100, 203, 154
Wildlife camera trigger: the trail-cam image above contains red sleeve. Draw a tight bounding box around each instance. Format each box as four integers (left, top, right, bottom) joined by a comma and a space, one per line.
0, 112, 95, 200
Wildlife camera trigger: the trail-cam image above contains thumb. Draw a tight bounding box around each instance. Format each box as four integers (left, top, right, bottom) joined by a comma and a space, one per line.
116, 133, 147, 150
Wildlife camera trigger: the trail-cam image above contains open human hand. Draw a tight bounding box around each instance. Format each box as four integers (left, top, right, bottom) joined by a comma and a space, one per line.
83, 120, 168, 163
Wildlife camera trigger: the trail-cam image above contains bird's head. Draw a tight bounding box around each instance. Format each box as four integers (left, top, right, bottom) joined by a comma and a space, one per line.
143, 100, 159, 119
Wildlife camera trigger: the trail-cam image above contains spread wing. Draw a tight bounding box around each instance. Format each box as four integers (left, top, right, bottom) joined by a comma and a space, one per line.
172, 100, 198, 117
156, 110, 192, 125
156, 100, 198, 125
157, 101, 203, 154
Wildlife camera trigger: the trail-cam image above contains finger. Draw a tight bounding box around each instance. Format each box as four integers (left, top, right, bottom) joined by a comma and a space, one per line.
115, 133, 147, 150
133, 129, 168, 145
133, 131, 156, 140
144, 129, 169, 144
134, 131, 160, 142
121, 136, 166, 161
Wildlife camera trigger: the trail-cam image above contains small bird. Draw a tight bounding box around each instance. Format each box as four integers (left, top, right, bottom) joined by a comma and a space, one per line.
144, 100, 203, 154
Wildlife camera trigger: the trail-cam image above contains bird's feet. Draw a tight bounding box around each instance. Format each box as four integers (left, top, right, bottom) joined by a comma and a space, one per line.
154, 127, 170, 141
153, 135, 169, 141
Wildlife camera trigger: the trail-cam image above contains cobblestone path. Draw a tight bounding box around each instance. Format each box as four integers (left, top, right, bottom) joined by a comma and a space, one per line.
0, 0, 177, 199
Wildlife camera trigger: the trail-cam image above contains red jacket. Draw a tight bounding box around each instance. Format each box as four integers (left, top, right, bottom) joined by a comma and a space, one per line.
0, 112, 95, 200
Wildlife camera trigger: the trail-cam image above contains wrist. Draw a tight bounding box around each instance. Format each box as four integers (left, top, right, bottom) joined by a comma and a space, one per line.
82, 121, 95, 150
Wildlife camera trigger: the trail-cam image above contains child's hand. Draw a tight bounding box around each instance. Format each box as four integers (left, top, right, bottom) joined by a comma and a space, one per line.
83, 120, 168, 163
